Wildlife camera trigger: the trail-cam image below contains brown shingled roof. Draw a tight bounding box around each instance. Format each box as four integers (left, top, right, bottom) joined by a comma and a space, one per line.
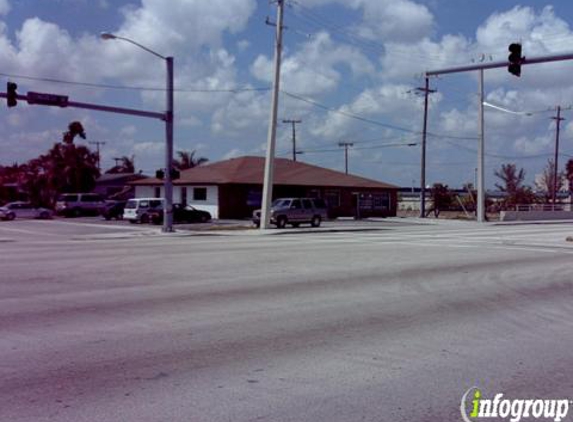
131, 156, 398, 189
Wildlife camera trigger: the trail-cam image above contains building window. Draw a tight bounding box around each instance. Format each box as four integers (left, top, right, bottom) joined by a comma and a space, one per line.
325, 190, 340, 208
373, 192, 390, 210
181, 187, 187, 205
193, 187, 207, 201
154, 187, 161, 198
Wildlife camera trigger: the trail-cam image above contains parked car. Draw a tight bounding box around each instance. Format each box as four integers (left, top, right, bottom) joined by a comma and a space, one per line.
0, 202, 52, 220
123, 198, 164, 223
252, 197, 328, 228
102, 200, 126, 220
149, 204, 212, 225
55, 193, 106, 217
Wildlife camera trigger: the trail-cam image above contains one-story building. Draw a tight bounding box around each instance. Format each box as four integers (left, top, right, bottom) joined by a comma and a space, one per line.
130, 156, 399, 219
94, 173, 148, 199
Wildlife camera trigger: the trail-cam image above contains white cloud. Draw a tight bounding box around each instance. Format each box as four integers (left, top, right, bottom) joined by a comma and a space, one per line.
252, 31, 374, 96
514, 135, 552, 154
0, 0, 9, 15
296, 0, 434, 43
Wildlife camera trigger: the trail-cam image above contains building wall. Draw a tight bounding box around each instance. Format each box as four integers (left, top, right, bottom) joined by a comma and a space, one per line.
135, 185, 219, 218
217, 184, 397, 219
135, 183, 397, 220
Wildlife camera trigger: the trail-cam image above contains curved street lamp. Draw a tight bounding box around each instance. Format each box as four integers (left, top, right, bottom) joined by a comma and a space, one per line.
101, 32, 175, 233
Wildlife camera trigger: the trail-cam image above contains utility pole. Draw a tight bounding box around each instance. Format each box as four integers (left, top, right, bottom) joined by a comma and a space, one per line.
338, 142, 354, 174
260, 0, 285, 230
416, 78, 436, 218
283, 119, 302, 161
477, 69, 485, 223
551, 105, 565, 205
89, 141, 106, 172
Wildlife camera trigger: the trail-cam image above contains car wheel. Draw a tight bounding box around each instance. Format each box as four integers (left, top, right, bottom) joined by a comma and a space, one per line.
39, 211, 50, 219
276, 216, 287, 228
7, 213, 15, 221
72, 208, 82, 218
129, 219, 137, 224
311, 216, 321, 227
140, 214, 149, 224
200, 214, 210, 223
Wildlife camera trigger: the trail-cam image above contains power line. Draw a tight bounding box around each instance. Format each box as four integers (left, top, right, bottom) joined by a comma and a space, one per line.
443, 139, 573, 160
282, 89, 478, 140
0, 72, 271, 93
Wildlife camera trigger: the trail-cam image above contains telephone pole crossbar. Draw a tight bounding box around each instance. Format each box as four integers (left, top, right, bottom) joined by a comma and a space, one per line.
89, 141, 106, 172
338, 142, 354, 174
283, 119, 302, 161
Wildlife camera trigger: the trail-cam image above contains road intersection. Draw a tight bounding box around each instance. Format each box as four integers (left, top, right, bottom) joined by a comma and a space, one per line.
1, 218, 572, 422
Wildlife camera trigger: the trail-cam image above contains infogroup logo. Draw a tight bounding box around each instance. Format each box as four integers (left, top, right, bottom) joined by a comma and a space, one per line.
460, 387, 571, 422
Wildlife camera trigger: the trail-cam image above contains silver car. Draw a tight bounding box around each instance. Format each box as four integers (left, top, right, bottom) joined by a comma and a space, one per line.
253, 198, 328, 228
0, 202, 52, 220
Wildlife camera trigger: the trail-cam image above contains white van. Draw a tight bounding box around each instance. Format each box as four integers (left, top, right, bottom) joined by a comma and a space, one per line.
123, 198, 164, 223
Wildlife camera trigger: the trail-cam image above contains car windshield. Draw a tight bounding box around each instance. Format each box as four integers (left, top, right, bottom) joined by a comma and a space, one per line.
272, 199, 291, 208
125, 200, 137, 209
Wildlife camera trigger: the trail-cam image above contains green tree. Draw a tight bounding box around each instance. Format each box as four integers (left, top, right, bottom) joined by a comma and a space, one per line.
429, 183, 453, 218
566, 158, 573, 195
1, 121, 99, 206
494, 163, 536, 207
535, 159, 565, 203
173, 150, 208, 170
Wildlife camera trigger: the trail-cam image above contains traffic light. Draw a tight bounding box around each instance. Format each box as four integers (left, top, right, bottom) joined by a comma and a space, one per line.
155, 169, 165, 180
6, 82, 17, 107
508, 43, 523, 77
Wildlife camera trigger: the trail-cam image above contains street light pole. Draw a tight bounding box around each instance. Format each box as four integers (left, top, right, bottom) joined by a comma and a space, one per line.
164, 56, 174, 232
101, 32, 174, 232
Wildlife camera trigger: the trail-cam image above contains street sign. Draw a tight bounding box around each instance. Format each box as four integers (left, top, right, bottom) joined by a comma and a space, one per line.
27, 91, 69, 107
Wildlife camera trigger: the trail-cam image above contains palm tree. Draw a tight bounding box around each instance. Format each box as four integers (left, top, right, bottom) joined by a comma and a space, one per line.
105, 155, 135, 174
494, 163, 536, 207
173, 150, 208, 170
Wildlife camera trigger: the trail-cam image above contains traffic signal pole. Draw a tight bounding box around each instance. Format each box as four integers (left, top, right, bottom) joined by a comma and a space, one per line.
425, 50, 573, 223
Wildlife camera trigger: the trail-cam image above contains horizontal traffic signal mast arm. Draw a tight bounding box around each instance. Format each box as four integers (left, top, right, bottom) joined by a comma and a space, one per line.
425, 51, 573, 76
1, 91, 165, 120
66, 99, 165, 120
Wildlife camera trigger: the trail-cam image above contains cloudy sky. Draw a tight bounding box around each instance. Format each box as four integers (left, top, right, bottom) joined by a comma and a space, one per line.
2, 0, 573, 188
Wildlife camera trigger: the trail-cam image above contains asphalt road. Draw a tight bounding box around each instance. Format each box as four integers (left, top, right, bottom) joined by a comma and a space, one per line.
1, 219, 573, 422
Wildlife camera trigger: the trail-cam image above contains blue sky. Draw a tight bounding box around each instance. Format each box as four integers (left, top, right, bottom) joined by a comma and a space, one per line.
2, 0, 573, 189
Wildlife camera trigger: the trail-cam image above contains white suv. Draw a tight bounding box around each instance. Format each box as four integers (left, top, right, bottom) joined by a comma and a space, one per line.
123, 198, 164, 224
253, 198, 328, 228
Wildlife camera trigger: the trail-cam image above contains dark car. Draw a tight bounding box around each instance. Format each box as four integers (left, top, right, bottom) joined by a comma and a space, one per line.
102, 200, 126, 220
55, 193, 106, 217
149, 204, 212, 225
